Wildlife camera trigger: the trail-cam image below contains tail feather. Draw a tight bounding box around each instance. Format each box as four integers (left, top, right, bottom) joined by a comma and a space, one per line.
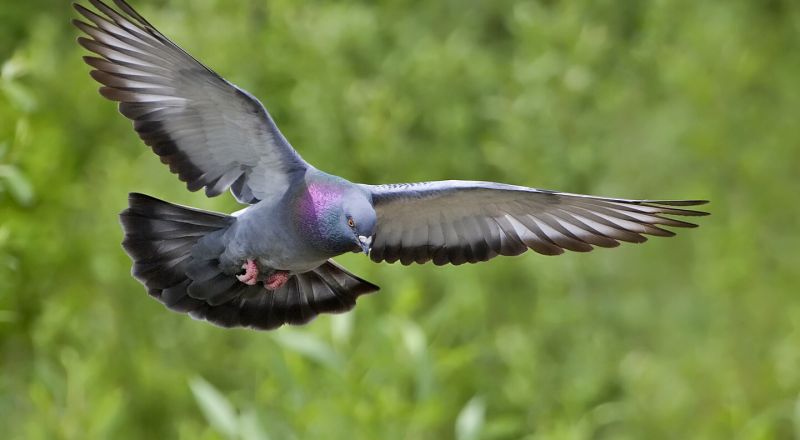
120, 193, 232, 292
120, 192, 379, 330
189, 261, 380, 330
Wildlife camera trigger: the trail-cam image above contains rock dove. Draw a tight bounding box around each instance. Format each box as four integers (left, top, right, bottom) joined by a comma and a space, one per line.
74, 0, 709, 330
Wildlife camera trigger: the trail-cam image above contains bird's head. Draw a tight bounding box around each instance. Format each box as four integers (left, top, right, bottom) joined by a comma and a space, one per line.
295, 180, 376, 256
341, 191, 377, 255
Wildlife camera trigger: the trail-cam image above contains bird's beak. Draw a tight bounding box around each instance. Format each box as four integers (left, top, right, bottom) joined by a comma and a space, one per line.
358, 235, 372, 255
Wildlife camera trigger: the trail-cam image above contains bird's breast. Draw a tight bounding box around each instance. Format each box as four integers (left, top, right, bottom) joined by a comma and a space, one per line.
226, 202, 332, 272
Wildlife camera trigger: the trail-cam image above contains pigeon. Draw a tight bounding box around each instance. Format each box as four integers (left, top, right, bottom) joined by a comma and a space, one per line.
73, 0, 709, 330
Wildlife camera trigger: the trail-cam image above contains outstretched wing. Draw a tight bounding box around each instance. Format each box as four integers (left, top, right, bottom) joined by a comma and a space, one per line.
74, 0, 308, 203
363, 180, 709, 265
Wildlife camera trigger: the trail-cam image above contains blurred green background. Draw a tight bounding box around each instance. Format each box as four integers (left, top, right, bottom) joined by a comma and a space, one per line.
1, 0, 799, 438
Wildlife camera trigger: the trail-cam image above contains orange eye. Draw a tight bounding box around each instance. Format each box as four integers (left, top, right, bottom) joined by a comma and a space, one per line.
348, 218, 355, 228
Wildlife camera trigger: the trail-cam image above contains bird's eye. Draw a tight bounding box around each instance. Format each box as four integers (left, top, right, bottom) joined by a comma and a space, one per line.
348, 218, 355, 228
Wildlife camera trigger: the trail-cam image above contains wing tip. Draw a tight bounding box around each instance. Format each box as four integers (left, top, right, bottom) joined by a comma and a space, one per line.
70, 18, 88, 30
664, 199, 709, 206
75, 36, 93, 50
72, 2, 90, 15
642, 200, 711, 217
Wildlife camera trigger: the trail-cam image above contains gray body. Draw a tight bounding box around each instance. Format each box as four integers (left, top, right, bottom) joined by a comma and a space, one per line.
222, 190, 316, 274
220, 170, 363, 274
224, 204, 322, 274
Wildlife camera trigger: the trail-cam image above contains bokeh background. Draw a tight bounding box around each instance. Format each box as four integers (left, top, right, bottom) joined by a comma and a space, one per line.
1, 0, 799, 438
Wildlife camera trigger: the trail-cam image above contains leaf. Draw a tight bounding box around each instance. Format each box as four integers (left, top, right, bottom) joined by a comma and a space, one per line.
398, 319, 434, 399
1, 53, 28, 81
330, 312, 353, 346
271, 330, 343, 370
455, 396, 486, 440
0, 164, 34, 206
400, 320, 427, 360
1, 82, 36, 112
239, 409, 271, 440
189, 376, 238, 439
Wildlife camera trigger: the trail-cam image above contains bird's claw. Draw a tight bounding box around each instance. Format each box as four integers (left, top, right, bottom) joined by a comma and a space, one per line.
264, 271, 290, 291
236, 260, 289, 290
236, 259, 259, 285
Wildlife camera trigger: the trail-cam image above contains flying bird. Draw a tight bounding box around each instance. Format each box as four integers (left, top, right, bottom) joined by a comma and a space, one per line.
74, 0, 708, 330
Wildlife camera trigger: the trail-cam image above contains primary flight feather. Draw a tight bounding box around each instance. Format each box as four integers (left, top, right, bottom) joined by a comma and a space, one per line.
74, 0, 708, 330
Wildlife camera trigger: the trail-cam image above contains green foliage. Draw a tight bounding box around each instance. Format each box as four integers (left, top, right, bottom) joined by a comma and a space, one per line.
1, 0, 799, 438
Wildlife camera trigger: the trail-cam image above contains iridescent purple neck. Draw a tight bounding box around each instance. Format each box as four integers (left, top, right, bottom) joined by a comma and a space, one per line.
293, 180, 347, 250
297, 181, 343, 219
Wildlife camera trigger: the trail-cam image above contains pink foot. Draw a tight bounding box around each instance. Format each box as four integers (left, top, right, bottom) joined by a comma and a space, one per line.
264, 271, 291, 291
236, 259, 259, 285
